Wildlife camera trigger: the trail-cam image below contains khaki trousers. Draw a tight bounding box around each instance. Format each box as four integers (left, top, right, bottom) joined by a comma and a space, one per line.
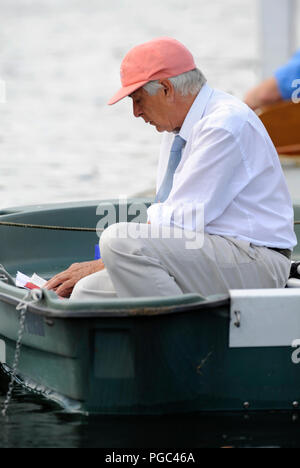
70, 222, 291, 301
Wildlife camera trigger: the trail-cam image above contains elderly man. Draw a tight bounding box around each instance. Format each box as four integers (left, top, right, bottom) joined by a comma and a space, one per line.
45, 37, 296, 300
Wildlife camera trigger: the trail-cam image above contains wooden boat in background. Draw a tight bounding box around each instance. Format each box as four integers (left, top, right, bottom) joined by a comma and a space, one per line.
259, 100, 300, 161
0, 199, 300, 415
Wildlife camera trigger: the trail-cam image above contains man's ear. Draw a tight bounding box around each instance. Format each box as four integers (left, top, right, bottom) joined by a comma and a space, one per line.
159, 79, 175, 101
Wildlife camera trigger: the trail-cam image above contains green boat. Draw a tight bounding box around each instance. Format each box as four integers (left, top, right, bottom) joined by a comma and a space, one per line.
0, 198, 300, 416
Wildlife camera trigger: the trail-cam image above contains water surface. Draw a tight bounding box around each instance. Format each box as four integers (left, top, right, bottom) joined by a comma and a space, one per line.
0, 0, 260, 208
1, 382, 300, 448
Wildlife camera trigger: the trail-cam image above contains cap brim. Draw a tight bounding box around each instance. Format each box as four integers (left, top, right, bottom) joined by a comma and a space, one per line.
108, 80, 149, 105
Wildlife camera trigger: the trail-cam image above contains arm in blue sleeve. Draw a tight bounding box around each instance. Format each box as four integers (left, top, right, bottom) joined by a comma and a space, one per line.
274, 50, 300, 99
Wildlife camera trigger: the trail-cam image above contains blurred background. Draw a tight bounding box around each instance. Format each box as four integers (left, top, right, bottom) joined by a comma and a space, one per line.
0, 0, 300, 209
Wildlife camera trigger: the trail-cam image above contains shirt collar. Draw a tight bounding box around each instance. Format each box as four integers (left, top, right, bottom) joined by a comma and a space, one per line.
179, 83, 214, 142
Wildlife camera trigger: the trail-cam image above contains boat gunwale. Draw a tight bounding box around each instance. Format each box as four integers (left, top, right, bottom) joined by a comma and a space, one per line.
0, 289, 230, 319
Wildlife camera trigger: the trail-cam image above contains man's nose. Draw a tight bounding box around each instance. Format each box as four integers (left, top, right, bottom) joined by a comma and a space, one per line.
133, 101, 143, 118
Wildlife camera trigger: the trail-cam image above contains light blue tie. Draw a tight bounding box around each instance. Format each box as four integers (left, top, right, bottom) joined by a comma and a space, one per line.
155, 135, 186, 203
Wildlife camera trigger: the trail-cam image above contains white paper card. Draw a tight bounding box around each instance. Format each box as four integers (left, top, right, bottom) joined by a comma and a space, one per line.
31, 274, 47, 288
16, 271, 31, 288
15, 271, 47, 289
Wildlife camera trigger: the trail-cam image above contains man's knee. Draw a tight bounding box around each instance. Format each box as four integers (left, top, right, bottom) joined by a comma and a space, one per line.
71, 269, 116, 300
100, 222, 144, 260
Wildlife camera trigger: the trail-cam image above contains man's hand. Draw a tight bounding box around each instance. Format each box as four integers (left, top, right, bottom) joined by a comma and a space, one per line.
44, 259, 105, 298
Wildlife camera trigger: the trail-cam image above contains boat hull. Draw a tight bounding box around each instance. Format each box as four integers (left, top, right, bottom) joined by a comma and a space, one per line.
0, 199, 300, 415
0, 296, 299, 415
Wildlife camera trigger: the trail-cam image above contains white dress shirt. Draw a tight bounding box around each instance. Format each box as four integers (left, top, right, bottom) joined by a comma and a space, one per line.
147, 84, 297, 249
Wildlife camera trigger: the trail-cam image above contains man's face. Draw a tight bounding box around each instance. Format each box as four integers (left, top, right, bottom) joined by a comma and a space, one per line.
130, 86, 175, 133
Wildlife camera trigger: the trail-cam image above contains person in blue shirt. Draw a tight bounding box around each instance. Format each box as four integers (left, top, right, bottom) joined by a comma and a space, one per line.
245, 50, 300, 110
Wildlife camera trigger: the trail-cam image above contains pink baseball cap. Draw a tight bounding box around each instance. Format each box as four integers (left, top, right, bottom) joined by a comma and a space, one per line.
108, 37, 196, 105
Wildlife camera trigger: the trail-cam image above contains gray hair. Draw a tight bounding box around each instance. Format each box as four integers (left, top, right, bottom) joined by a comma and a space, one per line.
143, 68, 207, 97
